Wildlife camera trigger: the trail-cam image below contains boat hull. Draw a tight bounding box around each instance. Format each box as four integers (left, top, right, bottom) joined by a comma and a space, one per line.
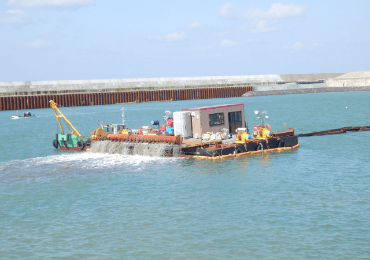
180, 144, 299, 159
178, 135, 299, 158
54, 132, 299, 158
53, 133, 91, 151
87, 133, 299, 159
60, 146, 88, 151
11, 115, 35, 119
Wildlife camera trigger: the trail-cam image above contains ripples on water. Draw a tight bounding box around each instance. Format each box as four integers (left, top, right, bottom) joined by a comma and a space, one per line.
1, 93, 370, 259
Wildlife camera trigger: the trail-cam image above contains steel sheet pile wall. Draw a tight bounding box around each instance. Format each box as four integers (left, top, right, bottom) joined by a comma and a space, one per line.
0, 86, 252, 111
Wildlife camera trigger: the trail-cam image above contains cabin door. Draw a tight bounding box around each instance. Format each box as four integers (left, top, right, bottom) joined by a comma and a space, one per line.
228, 111, 242, 134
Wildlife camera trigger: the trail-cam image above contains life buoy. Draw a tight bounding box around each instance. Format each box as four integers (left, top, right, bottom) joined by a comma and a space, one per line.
265, 124, 271, 131
278, 140, 285, 148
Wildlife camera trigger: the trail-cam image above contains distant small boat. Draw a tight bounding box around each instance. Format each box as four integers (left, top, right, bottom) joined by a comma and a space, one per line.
11, 111, 36, 119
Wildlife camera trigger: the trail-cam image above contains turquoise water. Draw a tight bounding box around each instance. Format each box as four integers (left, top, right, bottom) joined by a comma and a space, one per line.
1, 92, 370, 259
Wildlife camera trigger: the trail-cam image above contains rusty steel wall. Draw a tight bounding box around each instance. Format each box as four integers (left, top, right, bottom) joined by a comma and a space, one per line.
0, 86, 253, 111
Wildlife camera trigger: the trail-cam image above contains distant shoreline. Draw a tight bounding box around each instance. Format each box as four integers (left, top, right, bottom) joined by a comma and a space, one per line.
243, 86, 370, 97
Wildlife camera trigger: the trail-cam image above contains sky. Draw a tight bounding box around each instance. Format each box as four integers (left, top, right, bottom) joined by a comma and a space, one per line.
1, 0, 370, 82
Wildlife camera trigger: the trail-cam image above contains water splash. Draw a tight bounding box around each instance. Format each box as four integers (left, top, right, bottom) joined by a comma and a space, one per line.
89, 140, 179, 157
0, 152, 181, 184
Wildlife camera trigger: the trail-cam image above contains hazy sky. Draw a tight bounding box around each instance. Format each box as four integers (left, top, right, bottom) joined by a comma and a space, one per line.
1, 0, 369, 81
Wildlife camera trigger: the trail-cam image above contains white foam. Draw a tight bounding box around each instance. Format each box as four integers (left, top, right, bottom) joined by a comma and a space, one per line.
1, 152, 181, 173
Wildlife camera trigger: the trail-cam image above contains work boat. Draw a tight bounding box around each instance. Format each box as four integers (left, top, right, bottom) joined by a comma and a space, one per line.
50, 100, 91, 150
50, 100, 299, 158
11, 111, 36, 119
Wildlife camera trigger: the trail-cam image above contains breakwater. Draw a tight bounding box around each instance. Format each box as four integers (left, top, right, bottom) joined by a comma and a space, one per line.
0, 86, 252, 111
0, 73, 341, 96
243, 86, 370, 97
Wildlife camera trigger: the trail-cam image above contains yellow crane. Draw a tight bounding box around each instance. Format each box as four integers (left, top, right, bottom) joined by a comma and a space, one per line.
49, 100, 82, 137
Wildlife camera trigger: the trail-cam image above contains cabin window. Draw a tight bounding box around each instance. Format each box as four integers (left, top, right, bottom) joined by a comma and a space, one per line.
229, 111, 242, 123
209, 113, 225, 126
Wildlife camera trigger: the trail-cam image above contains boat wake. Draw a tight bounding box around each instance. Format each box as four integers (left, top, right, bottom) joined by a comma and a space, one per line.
0, 152, 181, 184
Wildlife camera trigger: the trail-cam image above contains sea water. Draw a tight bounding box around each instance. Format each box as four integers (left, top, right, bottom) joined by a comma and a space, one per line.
1, 92, 370, 259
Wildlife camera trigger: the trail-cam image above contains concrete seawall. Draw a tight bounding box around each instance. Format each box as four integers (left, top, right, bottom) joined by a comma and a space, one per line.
0, 73, 342, 97
253, 83, 325, 91
326, 71, 370, 87
244, 86, 370, 97
0, 73, 346, 111
245, 70, 370, 97
0, 75, 278, 96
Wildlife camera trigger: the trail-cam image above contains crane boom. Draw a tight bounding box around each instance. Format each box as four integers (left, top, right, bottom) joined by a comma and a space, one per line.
49, 100, 82, 137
